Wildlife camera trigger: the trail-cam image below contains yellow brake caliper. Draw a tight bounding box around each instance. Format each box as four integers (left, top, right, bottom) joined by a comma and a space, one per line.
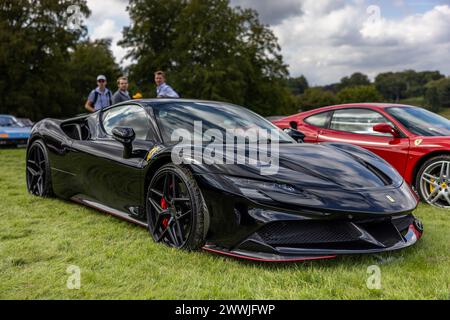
430, 178, 435, 193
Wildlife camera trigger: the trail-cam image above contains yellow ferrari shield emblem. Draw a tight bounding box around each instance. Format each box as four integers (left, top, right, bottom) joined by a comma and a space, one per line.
414, 139, 423, 146
146, 146, 162, 161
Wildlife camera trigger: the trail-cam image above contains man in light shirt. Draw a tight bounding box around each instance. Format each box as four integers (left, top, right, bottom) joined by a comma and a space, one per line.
154, 71, 179, 98
85, 75, 112, 112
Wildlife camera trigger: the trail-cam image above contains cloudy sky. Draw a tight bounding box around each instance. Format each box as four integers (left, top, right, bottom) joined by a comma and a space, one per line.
85, 0, 450, 85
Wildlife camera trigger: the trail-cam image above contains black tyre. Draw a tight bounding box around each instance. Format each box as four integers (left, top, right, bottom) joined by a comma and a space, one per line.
415, 155, 450, 208
26, 140, 53, 197
146, 164, 207, 250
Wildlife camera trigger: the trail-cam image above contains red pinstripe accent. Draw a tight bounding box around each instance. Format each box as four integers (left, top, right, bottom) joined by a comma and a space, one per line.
202, 246, 336, 262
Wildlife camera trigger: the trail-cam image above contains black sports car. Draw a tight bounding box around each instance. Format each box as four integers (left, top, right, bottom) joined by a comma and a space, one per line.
26, 99, 423, 262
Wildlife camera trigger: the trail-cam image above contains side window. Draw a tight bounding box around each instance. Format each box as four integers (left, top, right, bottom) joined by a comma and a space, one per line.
102, 105, 152, 140
304, 112, 331, 128
330, 109, 394, 136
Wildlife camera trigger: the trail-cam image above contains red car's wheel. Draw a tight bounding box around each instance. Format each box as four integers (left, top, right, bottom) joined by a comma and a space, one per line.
416, 155, 450, 208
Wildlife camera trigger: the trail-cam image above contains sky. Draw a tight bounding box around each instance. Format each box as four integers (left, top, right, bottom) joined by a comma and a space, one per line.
85, 0, 450, 85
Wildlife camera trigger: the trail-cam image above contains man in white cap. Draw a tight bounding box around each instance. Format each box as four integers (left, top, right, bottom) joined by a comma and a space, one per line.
85, 75, 113, 113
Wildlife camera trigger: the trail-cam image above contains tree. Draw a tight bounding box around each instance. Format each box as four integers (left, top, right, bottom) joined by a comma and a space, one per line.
0, 0, 90, 120
375, 72, 407, 102
401, 70, 444, 98
338, 72, 371, 90
120, 0, 296, 116
337, 85, 383, 104
297, 88, 338, 111
425, 77, 450, 112
68, 39, 121, 114
286, 75, 309, 96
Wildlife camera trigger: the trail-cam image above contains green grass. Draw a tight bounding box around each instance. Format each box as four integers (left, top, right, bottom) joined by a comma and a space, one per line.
1, 148, 449, 300
439, 108, 450, 119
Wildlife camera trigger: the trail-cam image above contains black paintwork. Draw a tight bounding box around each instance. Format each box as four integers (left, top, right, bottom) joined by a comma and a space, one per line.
27, 99, 422, 261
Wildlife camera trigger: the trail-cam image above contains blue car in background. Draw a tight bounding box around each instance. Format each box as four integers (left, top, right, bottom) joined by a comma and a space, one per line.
0, 115, 31, 146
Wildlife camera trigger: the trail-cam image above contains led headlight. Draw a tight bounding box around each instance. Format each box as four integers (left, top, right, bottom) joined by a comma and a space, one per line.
224, 176, 300, 200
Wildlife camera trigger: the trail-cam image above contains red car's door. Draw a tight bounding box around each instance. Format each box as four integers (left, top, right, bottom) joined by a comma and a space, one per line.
317, 108, 410, 176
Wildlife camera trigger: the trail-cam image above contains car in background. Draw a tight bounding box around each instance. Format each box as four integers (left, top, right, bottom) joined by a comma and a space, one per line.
0, 115, 31, 147
17, 118, 34, 127
273, 103, 450, 209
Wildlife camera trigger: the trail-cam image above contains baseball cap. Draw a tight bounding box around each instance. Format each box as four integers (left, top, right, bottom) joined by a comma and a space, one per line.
97, 75, 107, 81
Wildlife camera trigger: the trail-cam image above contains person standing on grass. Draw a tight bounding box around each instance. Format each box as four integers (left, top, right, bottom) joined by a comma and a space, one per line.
85, 75, 113, 113
113, 76, 131, 104
155, 71, 179, 98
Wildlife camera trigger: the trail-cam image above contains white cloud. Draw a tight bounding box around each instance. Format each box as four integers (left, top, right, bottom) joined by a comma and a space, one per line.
86, 0, 130, 66
272, 2, 450, 84
84, 0, 450, 85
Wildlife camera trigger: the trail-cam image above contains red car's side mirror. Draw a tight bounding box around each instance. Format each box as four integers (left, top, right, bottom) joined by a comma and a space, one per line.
373, 123, 401, 138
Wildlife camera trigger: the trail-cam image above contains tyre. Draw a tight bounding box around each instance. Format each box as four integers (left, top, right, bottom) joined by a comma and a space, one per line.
146, 164, 207, 250
26, 140, 53, 197
416, 155, 450, 208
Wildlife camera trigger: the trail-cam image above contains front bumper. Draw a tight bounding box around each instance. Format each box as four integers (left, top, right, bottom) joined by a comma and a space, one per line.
203, 214, 423, 261
195, 174, 422, 262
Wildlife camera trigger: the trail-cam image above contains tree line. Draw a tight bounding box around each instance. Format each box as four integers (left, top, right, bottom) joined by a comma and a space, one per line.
287, 71, 450, 113
0, 0, 449, 121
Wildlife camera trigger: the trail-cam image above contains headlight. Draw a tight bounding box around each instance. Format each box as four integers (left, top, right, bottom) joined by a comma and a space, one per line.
223, 176, 301, 201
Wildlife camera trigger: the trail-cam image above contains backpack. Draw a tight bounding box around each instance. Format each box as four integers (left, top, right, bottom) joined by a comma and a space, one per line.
92, 90, 112, 107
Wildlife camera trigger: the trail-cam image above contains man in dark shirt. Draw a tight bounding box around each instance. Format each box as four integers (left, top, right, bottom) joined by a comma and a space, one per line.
112, 76, 131, 104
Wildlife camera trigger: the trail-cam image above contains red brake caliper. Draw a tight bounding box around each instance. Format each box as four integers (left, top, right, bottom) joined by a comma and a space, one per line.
160, 197, 169, 228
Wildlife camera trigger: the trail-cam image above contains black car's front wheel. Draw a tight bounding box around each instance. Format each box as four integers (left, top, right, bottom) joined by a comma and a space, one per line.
146, 164, 207, 250
26, 140, 53, 197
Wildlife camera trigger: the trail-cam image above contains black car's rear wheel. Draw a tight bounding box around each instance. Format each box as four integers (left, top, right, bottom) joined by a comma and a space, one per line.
416, 155, 450, 208
146, 164, 206, 250
26, 140, 53, 197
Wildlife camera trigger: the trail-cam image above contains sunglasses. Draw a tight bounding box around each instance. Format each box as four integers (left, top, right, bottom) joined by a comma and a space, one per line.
98, 80, 106, 83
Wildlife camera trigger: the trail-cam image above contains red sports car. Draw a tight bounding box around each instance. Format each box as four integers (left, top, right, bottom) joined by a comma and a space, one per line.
273, 103, 450, 208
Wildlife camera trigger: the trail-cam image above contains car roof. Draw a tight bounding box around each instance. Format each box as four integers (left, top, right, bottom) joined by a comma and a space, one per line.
311, 103, 413, 111
135, 98, 238, 106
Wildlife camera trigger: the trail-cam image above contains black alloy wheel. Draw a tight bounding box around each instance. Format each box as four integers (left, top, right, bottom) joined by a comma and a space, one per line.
26, 140, 53, 197
146, 164, 206, 250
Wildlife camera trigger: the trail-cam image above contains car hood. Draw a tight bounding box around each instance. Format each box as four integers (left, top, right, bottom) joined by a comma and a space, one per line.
185, 143, 416, 214
190, 142, 403, 191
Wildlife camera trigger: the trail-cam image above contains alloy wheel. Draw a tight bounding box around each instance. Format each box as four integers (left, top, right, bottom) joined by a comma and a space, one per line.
147, 171, 194, 248
26, 143, 47, 196
420, 160, 450, 208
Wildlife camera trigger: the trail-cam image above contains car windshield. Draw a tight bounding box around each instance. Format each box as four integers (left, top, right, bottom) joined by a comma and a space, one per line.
152, 101, 294, 144
0, 116, 21, 127
386, 106, 450, 136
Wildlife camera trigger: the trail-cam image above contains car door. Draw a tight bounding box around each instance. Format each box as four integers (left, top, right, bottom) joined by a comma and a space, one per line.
317, 108, 410, 176
71, 104, 159, 215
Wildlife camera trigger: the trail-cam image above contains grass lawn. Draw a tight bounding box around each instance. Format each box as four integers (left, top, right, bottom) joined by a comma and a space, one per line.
0, 148, 449, 300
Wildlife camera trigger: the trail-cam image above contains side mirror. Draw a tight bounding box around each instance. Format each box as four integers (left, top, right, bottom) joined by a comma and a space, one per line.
112, 127, 135, 158
284, 128, 305, 143
373, 123, 401, 138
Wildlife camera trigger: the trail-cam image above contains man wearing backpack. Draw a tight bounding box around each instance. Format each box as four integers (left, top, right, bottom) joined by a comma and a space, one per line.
85, 75, 113, 113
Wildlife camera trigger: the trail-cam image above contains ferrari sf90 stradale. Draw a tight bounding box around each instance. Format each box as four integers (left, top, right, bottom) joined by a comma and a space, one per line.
26, 100, 422, 262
